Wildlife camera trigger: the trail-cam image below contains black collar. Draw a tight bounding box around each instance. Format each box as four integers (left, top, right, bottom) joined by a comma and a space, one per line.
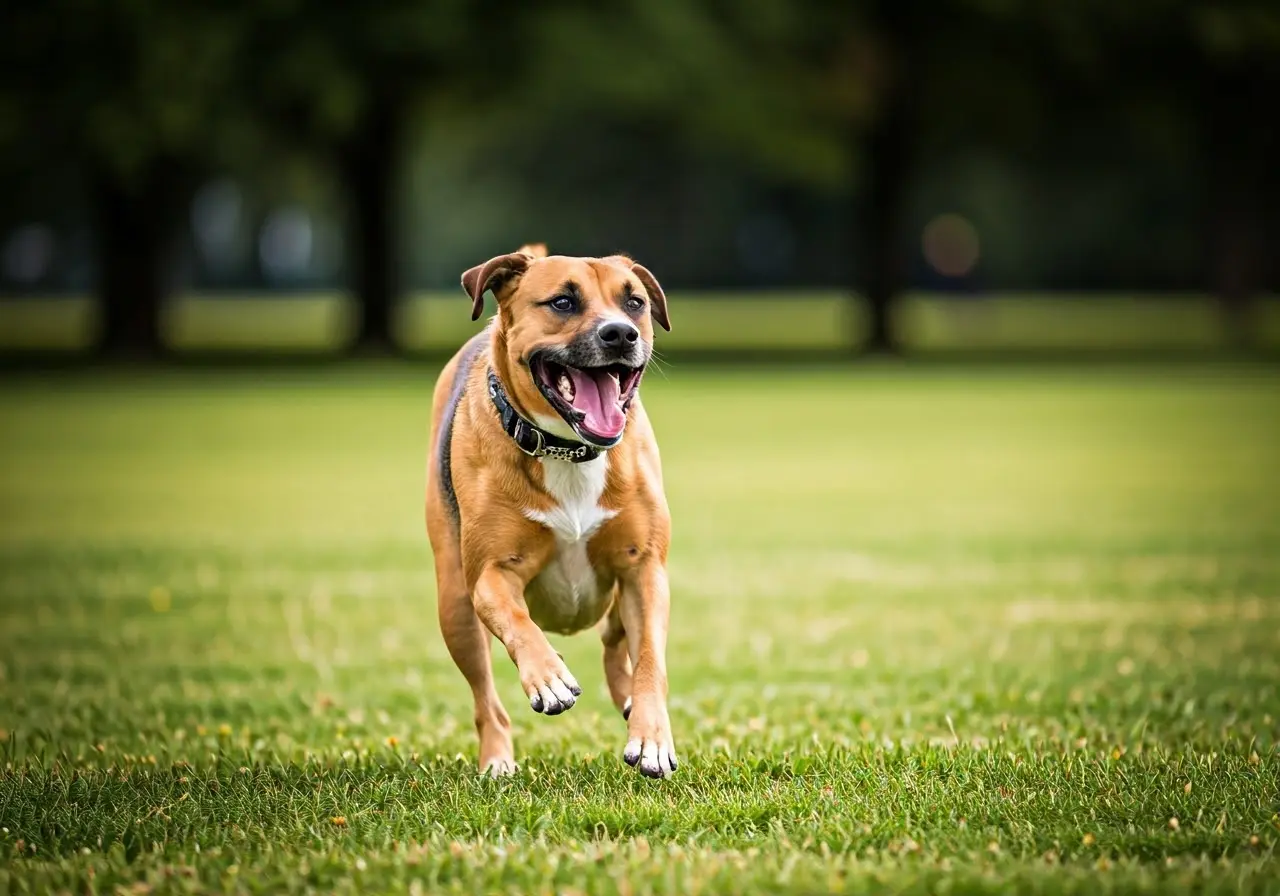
487, 369, 601, 463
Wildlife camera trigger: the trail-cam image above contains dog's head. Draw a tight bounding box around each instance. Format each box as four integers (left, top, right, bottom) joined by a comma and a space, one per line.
462, 244, 670, 448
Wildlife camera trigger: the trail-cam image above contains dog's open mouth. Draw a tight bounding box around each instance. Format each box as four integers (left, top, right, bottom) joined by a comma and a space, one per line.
532, 355, 644, 445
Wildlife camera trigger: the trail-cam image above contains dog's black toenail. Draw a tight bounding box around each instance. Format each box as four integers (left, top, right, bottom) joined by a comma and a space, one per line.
530, 694, 543, 712
570, 684, 582, 696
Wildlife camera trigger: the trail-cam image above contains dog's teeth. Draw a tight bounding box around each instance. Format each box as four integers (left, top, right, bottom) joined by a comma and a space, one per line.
557, 374, 575, 402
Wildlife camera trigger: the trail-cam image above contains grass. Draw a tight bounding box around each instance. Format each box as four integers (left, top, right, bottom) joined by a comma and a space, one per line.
1, 360, 1278, 894
4, 291, 1280, 353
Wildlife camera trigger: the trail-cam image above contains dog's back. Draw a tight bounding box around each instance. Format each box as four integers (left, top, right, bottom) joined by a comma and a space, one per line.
427, 328, 489, 531
426, 243, 547, 532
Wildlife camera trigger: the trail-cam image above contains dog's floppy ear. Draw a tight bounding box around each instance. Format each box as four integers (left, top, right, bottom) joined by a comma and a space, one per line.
460, 251, 535, 321
605, 255, 670, 331
631, 263, 671, 332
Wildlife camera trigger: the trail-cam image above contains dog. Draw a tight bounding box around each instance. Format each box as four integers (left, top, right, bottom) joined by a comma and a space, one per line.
425, 244, 677, 778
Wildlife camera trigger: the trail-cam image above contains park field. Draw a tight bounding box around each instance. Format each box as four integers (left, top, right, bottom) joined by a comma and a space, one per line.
3, 291, 1280, 354
1, 361, 1278, 894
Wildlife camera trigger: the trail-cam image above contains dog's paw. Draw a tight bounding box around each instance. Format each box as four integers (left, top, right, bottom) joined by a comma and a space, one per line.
622, 701, 677, 778
623, 735, 678, 778
481, 756, 518, 778
519, 656, 582, 716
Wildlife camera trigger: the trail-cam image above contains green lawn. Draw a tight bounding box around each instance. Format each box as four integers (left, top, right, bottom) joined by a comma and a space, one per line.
1, 362, 1278, 894
3, 291, 1280, 353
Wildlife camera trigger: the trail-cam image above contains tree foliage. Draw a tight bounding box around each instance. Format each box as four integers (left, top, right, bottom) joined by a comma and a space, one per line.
1, 0, 1276, 353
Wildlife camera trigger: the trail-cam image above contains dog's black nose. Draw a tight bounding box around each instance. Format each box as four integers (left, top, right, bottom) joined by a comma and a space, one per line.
597, 321, 640, 347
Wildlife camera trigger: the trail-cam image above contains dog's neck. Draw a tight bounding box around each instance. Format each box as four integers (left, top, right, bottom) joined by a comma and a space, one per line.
486, 367, 604, 463
486, 327, 635, 461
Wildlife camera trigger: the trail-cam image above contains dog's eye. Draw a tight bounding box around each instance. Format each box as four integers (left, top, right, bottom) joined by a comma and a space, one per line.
548, 295, 576, 313
624, 296, 645, 314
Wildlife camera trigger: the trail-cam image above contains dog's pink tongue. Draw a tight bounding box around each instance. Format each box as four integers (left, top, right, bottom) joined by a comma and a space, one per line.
569, 368, 625, 439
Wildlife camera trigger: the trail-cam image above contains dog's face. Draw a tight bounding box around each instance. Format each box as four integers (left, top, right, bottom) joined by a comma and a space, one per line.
462, 248, 670, 448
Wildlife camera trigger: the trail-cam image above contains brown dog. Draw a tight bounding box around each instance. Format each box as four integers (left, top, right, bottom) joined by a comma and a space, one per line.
425, 244, 677, 778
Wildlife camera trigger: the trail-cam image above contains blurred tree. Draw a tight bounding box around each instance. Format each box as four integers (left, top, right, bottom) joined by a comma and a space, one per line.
844, 1, 925, 354
1034, 0, 1280, 344
1168, 2, 1279, 345
525, 0, 1278, 352
518, 0, 1047, 353
0, 0, 560, 355
4, 0, 1274, 357
238, 0, 550, 353
0, 1, 251, 356
804, 0, 1073, 352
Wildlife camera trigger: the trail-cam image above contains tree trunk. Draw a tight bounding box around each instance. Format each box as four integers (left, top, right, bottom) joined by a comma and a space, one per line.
339, 97, 402, 355
1204, 64, 1273, 348
94, 171, 172, 358
858, 12, 918, 355
1208, 191, 1256, 347
860, 109, 910, 354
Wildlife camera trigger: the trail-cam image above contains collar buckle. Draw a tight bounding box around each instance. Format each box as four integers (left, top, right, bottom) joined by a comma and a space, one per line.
516, 422, 546, 458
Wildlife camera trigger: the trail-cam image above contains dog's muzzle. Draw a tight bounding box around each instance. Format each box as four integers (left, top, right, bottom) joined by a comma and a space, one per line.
529, 327, 649, 447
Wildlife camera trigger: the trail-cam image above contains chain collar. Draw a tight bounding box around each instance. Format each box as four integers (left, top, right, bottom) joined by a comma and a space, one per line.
487, 369, 601, 463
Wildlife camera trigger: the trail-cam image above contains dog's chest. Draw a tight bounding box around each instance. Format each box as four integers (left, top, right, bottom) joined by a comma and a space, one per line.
523, 457, 618, 634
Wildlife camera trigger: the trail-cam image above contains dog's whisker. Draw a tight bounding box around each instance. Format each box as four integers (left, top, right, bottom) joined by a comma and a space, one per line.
646, 350, 673, 380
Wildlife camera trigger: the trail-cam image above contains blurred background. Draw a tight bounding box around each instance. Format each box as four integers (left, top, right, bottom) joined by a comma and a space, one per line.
3, 0, 1279, 359
2, 9, 1280, 887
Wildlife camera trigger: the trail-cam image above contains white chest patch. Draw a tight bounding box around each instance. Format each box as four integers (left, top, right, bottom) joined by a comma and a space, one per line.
523, 455, 618, 634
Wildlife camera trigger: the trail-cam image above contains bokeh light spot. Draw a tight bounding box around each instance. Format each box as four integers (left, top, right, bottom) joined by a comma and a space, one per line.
922, 213, 980, 278
2, 224, 56, 284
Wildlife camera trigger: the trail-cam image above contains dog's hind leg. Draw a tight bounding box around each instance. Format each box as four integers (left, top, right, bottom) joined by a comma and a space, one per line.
436, 559, 515, 776
601, 591, 633, 719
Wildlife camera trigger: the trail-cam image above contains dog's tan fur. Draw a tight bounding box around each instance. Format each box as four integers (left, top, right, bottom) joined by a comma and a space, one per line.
425, 245, 677, 777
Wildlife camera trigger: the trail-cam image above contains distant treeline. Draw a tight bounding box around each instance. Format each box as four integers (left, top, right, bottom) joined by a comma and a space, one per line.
2, 0, 1277, 354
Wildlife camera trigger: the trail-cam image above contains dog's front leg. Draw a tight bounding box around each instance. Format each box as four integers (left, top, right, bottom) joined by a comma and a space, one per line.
472, 562, 582, 715
618, 560, 677, 777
